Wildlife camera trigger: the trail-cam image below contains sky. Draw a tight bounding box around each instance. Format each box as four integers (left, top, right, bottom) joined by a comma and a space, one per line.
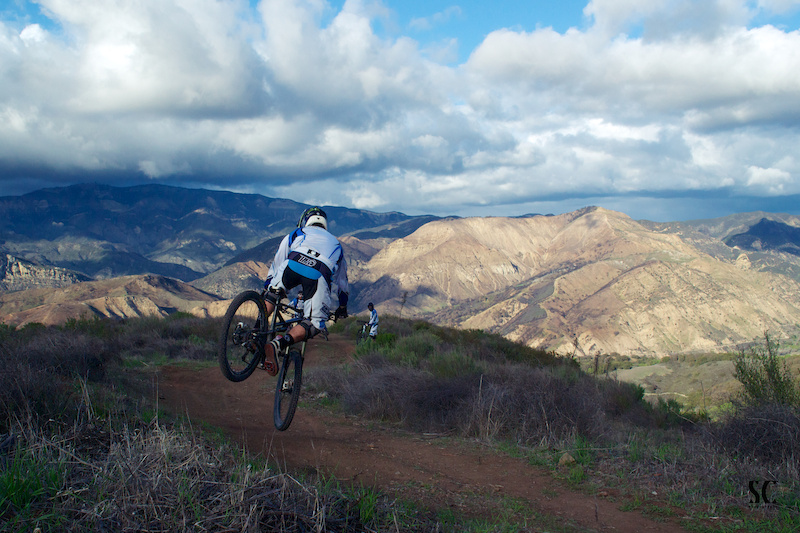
2, 1, 800, 221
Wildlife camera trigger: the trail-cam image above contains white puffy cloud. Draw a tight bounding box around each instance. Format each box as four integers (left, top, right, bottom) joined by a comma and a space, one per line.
1, 0, 800, 220
19, 23, 46, 44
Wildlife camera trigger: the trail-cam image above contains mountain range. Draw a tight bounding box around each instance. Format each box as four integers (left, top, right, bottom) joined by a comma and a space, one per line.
3, 183, 800, 357
0, 183, 425, 280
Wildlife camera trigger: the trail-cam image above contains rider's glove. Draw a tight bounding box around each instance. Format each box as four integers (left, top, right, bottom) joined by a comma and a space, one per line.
335, 305, 348, 319
338, 291, 349, 307
264, 277, 273, 290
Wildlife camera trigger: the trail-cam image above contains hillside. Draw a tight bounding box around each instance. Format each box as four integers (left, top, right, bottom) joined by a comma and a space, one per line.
640, 212, 800, 282
355, 207, 800, 356
724, 217, 800, 256
0, 274, 220, 326
9, 312, 752, 532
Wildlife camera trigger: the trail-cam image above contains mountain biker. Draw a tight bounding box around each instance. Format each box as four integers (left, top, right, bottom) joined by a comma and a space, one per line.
261, 207, 349, 375
290, 291, 304, 318
367, 302, 378, 340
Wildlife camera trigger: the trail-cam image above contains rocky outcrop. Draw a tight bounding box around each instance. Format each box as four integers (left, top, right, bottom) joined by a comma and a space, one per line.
0, 254, 90, 293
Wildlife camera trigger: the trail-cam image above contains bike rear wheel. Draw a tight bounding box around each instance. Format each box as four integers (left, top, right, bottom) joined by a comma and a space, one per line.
273, 349, 303, 431
219, 290, 266, 382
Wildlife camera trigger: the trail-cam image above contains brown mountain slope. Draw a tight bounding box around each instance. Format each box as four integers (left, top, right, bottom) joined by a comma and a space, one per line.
0, 274, 220, 326
357, 207, 800, 356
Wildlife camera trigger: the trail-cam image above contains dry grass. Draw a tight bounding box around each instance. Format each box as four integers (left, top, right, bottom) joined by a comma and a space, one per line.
4, 419, 418, 532
0, 316, 438, 532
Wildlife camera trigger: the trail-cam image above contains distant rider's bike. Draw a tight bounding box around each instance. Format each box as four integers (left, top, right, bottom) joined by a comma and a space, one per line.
218, 290, 333, 431
356, 320, 370, 345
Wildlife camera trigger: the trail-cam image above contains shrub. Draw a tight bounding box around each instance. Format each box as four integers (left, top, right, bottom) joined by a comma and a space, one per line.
599, 378, 645, 416
423, 349, 483, 378
334, 353, 609, 443
734, 332, 799, 406
341, 361, 433, 424
0, 315, 220, 431
61, 314, 119, 338
716, 404, 800, 464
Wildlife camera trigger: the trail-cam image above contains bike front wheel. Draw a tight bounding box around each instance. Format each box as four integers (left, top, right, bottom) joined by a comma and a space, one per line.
219, 290, 266, 382
273, 349, 303, 431
356, 325, 369, 345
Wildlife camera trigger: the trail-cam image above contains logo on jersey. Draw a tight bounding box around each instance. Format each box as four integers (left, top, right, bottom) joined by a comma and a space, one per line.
296, 255, 318, 268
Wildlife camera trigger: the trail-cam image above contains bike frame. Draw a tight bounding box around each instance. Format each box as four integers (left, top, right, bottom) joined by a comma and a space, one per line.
356, 319, 369, 343
220, 289, 337, 430
264, 291, 307, 359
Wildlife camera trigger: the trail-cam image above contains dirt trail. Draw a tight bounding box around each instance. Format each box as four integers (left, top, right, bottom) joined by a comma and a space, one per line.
155, 335, 689, 532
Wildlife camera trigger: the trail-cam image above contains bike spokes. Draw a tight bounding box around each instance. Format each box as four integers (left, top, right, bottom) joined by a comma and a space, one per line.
219, 291, 265, 382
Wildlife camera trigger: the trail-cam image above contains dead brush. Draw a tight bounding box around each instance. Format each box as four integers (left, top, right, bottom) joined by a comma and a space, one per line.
714, 403, 800, 488
3, 418, 407, 532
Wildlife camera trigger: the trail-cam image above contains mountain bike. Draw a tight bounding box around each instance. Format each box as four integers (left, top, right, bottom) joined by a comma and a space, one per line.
218, 289, 332, 431
356, 320, 370, 345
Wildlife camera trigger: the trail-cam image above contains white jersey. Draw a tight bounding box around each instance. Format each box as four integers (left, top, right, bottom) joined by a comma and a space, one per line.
368, 308, 379, 336
268, 226, 349, 295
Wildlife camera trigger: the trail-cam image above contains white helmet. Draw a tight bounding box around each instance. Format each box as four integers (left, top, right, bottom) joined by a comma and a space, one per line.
298, 206, 328, 230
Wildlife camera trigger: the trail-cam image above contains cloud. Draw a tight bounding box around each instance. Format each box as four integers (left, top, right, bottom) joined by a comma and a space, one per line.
408, 6, 463, 32
757, 0, 800, 14
583, 0, 754, 40
19, 23, 46, 43
1, 0, 800, 221
747, 165, 793, 194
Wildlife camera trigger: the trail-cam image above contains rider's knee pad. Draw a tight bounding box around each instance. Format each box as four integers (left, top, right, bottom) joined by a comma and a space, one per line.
299, 319, 316, 339
264, 290, 281, 306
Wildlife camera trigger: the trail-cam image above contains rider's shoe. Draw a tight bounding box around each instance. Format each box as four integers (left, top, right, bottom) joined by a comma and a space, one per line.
260, 339, 280, 376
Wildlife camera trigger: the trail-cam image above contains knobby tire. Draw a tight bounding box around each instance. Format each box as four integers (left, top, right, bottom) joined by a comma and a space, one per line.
273, 349, 303, 431
219, 290, 266, 382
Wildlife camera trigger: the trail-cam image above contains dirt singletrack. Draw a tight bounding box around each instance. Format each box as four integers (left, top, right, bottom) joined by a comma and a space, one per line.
154, 334, 689, 532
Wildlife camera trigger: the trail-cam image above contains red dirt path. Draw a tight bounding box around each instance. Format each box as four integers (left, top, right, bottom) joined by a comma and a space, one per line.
154, 335, 689, 532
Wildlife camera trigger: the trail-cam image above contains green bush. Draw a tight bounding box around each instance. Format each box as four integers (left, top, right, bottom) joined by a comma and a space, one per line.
424, 349, 483, 378
734, 332, 799, 406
